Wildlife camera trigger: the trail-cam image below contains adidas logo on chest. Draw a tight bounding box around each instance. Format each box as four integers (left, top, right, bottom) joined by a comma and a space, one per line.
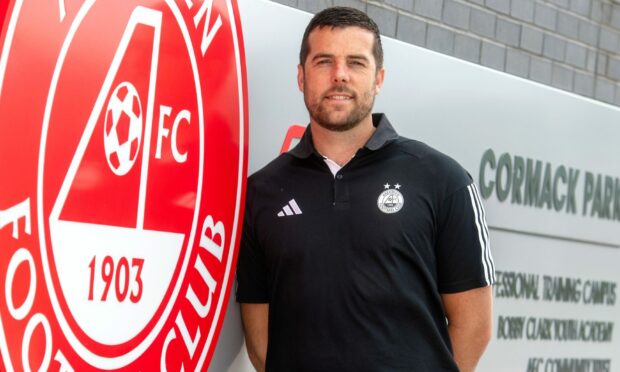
277, 199, 303, 217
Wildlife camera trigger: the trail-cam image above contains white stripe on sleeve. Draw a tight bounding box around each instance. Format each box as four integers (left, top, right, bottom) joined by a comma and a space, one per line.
472, 184, 495, 282
467, 184, 493, 285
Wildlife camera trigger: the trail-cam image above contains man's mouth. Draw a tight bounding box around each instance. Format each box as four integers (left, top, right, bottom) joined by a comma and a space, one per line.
324, 88, 355, 101
325, 94, 353, 100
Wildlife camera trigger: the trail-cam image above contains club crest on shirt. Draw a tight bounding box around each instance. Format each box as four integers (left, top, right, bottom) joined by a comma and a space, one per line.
377, 183, 404, 214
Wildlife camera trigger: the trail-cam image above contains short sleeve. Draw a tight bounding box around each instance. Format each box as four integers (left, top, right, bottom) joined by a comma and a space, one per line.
435, 183, 495, 293
235, 198, 270, 303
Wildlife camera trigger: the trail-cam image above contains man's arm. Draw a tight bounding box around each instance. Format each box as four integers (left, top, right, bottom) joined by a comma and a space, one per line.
240, 303, 269, 372
441, 285, 493, 372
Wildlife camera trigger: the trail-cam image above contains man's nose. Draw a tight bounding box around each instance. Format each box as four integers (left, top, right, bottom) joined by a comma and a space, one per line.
332, 62, 349, 83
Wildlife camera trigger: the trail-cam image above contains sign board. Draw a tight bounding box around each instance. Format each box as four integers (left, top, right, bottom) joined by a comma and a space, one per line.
0, 0, 247, 370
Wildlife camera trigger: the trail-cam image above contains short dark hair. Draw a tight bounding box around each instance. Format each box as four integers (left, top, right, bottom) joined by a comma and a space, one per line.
299, 7, 383, 70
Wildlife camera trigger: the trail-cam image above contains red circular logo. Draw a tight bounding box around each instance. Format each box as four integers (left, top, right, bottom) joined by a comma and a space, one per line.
0, 0, 247, 370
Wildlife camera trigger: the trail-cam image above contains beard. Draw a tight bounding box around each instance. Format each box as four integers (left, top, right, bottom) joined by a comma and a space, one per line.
304, 84, 376, 132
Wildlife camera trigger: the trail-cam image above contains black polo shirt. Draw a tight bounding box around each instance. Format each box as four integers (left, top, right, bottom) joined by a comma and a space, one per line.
237, 114, 495, 372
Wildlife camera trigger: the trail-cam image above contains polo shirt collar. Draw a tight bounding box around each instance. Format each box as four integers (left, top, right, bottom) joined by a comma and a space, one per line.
288, 113, 399, 159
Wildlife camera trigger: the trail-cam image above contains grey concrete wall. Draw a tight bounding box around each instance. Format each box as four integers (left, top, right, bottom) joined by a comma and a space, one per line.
269, 0, 620, 107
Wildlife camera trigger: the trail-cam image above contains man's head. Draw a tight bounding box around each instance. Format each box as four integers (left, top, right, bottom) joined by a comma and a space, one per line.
297, 7, 385, 133
299, 7, 383, 71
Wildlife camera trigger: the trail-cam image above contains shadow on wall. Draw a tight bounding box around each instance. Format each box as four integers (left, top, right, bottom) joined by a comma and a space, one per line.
208, 285, 247, 371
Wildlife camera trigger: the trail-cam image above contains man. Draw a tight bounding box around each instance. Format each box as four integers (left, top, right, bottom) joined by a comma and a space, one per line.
236, 6, 495, 372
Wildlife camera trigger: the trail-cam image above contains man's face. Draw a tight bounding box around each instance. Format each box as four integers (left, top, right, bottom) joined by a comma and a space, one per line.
298, 26, 385, 132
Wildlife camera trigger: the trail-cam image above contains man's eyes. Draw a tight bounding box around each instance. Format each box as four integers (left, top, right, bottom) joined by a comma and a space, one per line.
314, 59, 367, 67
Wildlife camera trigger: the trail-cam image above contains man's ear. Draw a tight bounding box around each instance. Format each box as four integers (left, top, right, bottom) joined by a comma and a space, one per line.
375, 67, 385, 95
297, 64, 304, 93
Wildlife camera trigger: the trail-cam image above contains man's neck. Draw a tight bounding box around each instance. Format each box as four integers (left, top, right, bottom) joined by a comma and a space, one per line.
311, 116, 375, 166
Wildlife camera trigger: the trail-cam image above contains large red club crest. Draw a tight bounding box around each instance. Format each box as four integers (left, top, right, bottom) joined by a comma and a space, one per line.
0, 0, 248, 370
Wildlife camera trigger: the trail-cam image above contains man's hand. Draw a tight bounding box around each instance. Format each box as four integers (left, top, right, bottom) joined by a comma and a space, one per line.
240, 303, 269, 372
441, 285, 493, 372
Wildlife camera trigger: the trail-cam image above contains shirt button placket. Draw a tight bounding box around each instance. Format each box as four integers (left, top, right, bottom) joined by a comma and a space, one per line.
333, 172, 349, 208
